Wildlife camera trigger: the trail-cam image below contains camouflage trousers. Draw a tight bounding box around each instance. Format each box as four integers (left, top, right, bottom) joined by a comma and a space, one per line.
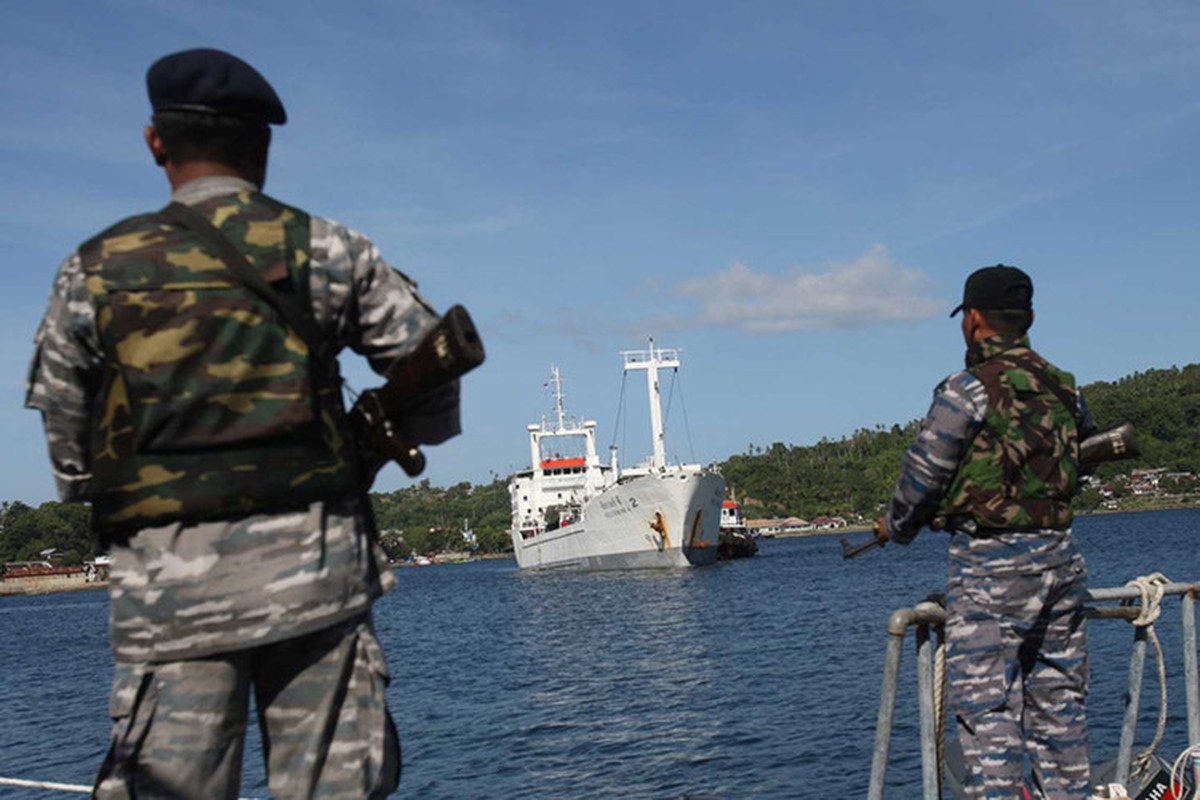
93, 613, 400, 799
946, 553, 1090, 799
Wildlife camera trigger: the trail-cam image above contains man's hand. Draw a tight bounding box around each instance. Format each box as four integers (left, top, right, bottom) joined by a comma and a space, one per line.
840, 520, 889, 560
873, 517, 890, 546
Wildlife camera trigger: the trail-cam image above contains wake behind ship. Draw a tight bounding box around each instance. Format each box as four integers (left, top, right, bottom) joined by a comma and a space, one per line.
508, 342, 725, 570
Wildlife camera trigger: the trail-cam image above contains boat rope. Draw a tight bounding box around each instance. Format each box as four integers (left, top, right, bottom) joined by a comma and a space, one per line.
610, 371, 628, 456
659, 368, 698, 465
674, 368, 697, 464
0, 776, 90, 793
933, 624, 947, 799
1124, 572, 1172, 784
1168, 743, 1200, 799
662, 369, 676, 434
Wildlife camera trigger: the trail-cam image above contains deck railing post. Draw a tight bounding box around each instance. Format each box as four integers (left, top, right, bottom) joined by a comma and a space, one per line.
869, 624, 909, 800
872, 583, 1199, 798
915, 623, 940, 800
1116, 625, 1148, 787
1180, 589, 1200, 789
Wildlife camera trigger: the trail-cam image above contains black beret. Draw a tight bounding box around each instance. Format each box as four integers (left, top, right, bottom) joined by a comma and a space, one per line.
950, 264, 1033, 317
147, 48, 287, 125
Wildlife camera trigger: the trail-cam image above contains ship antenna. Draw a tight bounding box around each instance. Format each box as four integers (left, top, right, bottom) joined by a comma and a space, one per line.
551, 366, 567, 432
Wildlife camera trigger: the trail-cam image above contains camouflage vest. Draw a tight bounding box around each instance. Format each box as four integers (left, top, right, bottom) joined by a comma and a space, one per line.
936, 335, 1081, 532
79, 190, 359, 535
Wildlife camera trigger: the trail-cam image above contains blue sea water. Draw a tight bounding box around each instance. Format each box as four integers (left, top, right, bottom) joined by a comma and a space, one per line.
1, 508, 1198, 799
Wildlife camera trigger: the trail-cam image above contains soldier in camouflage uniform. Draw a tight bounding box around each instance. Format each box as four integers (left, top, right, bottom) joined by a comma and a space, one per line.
25, 49, 459, 799
875, 265, 1096, 799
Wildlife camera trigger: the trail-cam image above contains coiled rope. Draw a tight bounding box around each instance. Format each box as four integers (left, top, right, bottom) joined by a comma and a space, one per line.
1125, 572, 1172, 787
1169, 743, 1200, 800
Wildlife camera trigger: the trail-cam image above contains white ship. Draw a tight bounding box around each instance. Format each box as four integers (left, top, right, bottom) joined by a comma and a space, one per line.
509, 342, 725, 570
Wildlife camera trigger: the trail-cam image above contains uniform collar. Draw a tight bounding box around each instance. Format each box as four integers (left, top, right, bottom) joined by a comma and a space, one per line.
967, 333, 1030, 368
171, 175, 259, 206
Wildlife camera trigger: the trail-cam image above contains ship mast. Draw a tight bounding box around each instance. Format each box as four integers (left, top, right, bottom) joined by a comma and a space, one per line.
621, 338, 680, 471
550, 365, 567, 432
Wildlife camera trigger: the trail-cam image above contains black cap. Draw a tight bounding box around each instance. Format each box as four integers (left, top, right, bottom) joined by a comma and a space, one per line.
147, 48, 286, 125
950, 264, 1033, 317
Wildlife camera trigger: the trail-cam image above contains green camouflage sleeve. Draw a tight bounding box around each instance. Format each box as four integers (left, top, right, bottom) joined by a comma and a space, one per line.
25, 253, 101, 501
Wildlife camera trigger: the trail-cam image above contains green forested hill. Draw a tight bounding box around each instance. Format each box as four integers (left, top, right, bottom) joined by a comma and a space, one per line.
1082, 364, 1200, 476
4, 364, 1198, 563
719, 425, 918, 521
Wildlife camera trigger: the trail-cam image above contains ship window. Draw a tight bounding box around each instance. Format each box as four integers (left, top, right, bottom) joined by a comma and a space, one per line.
557, 493, 562, 498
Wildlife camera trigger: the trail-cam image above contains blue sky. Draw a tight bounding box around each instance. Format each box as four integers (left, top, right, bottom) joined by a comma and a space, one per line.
3, 1, 1199, 503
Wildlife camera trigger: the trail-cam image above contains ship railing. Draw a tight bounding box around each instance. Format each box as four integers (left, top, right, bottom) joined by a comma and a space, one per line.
869, 580, 1200, 800
0, 775, 260, 798
621, 347, 680, 367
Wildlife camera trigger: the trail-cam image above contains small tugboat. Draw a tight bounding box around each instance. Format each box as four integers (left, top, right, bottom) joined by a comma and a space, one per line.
718, 493, 758, 560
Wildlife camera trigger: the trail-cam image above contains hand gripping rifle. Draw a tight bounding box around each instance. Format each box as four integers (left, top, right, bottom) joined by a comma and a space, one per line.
349, 305, 485, 478
839, 423, 1141, 560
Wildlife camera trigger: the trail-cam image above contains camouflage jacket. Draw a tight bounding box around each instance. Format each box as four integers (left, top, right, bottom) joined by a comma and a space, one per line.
884, 335, 1094, 572
27, 176, 461, 662
79, 191, 359, 534
936, 336, 1082, 531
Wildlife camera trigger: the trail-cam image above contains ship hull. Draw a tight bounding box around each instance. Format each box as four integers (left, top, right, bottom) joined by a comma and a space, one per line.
511, 471, 725, 571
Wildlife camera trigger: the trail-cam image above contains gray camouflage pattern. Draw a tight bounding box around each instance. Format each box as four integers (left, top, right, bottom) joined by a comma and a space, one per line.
947, 546, 1090, 799
884, 369, 988, 544
107, 497, 386, 663
94, 613, 400, 799
884, 340, 1092, 798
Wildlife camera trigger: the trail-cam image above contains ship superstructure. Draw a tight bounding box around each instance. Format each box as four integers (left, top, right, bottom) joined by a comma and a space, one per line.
509, 343, 724, 570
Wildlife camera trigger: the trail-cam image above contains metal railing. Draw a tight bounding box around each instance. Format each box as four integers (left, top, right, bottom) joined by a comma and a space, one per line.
868, 581, 1200, 799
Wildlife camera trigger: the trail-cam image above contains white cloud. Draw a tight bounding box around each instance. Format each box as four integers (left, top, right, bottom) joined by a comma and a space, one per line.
675, 245, 944, 333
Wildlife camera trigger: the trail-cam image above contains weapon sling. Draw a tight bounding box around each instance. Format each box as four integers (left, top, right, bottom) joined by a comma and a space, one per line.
156, 202, 337, 377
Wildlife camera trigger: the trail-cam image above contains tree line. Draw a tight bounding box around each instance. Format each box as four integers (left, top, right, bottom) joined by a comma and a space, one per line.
5, 363, 1198, 564
721, 363, 1200, 519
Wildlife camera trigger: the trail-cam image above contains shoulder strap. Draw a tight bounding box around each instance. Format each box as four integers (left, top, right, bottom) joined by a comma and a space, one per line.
157, 202, 337, 373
